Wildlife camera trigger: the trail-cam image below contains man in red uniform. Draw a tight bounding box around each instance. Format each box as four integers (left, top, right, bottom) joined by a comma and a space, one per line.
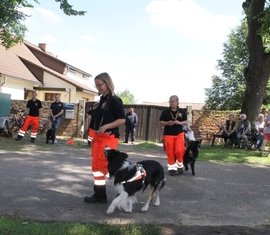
159, 95, 187, 176
15, 90, 42, 143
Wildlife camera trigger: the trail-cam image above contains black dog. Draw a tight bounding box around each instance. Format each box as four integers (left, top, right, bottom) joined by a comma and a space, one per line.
183, 140, 200, 176
104, 147, 166, 214
46, 128, 55, 144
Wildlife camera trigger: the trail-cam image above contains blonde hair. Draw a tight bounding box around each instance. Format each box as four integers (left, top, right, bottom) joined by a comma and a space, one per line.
94, 72, 115, 95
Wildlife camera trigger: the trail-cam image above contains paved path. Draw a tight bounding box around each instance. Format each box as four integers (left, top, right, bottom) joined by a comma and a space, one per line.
0, 139, 270, 234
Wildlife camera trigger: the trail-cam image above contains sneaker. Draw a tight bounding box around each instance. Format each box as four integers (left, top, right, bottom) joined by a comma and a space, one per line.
168, 170, 178, 176
54, 139, 57, 143
84, 195, 107, 203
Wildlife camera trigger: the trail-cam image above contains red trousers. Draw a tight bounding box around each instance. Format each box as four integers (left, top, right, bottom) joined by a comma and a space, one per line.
163, 132, 185, 170
89, 128, 119, 186
18, 116, 40, 139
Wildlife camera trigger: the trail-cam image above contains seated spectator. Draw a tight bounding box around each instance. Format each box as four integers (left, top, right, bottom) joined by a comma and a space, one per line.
260, 110, 270, 157
222, 113, 236, 146
253, 114, 264, 149
260, 107, 268, 118
235, 114, 251, 149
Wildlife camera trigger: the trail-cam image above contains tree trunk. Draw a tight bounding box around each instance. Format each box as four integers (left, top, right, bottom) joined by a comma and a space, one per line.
242, 0, 270, 122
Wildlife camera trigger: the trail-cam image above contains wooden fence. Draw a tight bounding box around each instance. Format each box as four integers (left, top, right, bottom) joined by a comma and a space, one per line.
84, 102, 167, 143
9, 100, 235, 144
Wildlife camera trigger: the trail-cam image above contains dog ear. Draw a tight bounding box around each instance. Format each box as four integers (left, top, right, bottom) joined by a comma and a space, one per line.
121, 152, 128, 159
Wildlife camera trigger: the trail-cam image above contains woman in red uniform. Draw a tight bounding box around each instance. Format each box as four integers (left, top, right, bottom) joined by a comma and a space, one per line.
159, 95, 187, 176
84, 72, 125, 203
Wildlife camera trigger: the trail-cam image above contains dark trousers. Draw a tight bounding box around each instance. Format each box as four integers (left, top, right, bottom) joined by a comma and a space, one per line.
222, 131, 236, 145
125, 127, 135, 142
52, 116, 61, 131
51, 116, 61, 139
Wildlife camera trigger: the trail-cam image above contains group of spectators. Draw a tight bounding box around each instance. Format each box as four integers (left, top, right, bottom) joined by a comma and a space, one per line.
221, 109, 270, 155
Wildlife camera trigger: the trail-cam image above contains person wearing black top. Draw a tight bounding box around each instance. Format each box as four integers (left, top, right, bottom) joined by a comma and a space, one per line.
84, 72, 125, 204
16, 90, 42, 143
50, 94, 64, 141
159, 95, 187, 176
222, 114, 236, 145
124, 108, 138, 144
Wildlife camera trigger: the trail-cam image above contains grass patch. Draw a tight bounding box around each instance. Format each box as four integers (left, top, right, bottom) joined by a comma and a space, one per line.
1, 136, 269, 166
0, 136, 88, 151
0, 216, 161, 235
200, 145, 270, 166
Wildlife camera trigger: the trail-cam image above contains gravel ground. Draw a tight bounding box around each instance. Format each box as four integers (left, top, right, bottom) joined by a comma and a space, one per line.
0, 137, 270, 234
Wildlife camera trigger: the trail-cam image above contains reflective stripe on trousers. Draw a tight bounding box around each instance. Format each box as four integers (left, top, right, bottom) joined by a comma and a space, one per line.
163, 132, 185, 169
18, 116, 39, 138
90, 128, 119, 185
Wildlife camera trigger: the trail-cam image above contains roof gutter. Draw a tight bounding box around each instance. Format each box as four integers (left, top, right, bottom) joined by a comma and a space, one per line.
0, 73, 41, 86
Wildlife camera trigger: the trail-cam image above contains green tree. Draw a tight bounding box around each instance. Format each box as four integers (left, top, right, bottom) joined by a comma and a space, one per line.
116, 89, 136, 104
241, 0, 270, 122
0, 0, 86, 48
205, 20, 248, 110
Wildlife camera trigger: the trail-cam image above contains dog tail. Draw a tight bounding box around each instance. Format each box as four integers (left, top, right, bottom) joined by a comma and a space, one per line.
159, 178, 166, 190
149, 177, 166, 192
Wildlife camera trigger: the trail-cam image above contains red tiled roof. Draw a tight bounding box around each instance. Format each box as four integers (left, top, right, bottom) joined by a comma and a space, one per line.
0, 43, 41, 84
24, 41, 92, 77
0, 42, 97, 94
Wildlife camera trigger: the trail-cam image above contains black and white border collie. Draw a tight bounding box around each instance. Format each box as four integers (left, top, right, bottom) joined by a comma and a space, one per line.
104, 147, 165, 214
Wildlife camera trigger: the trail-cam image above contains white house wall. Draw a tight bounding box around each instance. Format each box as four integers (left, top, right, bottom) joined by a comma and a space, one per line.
75, 91, 95, 103
0, 77, 37, 100
66, 70, 92, 88
42, 72, 76, 102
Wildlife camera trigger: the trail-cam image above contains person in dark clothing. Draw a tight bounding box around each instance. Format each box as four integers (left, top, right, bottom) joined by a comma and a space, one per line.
84, 72, 125, 204
159, 95, 187, 176
50, 94, 64, 142
222, 113, 236, 145
124, 108, 138, 144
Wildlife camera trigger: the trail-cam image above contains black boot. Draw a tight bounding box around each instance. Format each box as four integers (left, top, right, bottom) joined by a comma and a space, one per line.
15, 135, 23, 141
84, 185, 107, 203
30, 137, 36, 143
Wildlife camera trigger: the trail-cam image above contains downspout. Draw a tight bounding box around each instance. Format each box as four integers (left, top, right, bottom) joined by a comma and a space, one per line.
68, 88, 71, 103
0, 75, 7, 86
65, 88, 71, 102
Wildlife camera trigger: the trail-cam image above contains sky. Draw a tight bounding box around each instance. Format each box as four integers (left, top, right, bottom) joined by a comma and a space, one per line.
24, 0, 245, 104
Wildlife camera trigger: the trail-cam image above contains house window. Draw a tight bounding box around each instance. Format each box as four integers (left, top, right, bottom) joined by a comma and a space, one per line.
24, 89, 32, 100
45, 93, 61, 101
